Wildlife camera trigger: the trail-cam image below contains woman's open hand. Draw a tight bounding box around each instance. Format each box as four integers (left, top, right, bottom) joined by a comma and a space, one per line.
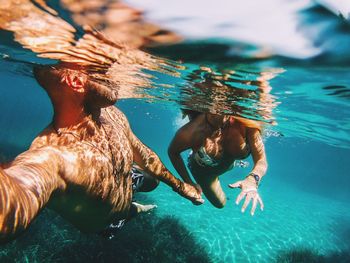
229, 177, 264, 216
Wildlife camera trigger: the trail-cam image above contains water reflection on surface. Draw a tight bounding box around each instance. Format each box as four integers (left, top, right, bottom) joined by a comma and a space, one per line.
1, 0, 349, 149
0, 0, 281, 124
60, 0, 182, 48
0, 0, 186, 102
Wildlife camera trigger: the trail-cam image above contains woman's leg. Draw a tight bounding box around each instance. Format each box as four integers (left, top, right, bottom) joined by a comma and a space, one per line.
188, 155, 227, 208
192, 171, 226, 208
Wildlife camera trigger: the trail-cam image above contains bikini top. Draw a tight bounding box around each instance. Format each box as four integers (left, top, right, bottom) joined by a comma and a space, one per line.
192, 146, 220, 167
206, 114, 251, 159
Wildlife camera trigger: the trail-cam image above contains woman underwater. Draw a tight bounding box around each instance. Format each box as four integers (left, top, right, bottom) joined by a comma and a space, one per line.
168, 68, 276, 215
168, 111, 266, 215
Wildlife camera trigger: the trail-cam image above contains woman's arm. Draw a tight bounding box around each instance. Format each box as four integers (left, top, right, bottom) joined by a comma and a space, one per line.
229, 128, 267, 216
168, 128, 196, 186
246, 128, 268, 179
0, 147, 64, 242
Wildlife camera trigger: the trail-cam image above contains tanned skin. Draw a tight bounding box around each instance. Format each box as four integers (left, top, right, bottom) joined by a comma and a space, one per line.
0, 64, 203, 243
168, 113, 267, 215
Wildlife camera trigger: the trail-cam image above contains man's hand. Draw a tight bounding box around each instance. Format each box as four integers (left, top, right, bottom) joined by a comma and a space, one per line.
175, 181, 204, 205
192, 183, 202, 195
228, 177, 264, 216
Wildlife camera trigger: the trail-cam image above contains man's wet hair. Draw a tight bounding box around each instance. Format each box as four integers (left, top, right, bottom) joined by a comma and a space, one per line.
33, 63, 119, 108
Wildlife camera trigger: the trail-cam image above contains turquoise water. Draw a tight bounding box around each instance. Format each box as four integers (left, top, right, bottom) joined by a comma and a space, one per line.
1, 1, 350, 262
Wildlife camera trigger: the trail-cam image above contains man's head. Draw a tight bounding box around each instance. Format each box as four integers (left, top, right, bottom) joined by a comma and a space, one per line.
33, 63, 119, 109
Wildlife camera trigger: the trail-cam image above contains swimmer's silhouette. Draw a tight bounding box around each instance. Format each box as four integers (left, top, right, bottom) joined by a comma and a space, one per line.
0, 63, 203, 242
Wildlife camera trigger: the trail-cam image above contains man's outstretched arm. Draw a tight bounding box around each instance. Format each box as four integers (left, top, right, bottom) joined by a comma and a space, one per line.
0, 147, 65, 242
168, 126, 199, 187
127, 129, 203, 204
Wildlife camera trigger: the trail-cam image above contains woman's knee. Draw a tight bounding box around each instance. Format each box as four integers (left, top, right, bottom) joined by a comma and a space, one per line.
203, 187, 227, 208
210, 197, 226, 209
199, 178, 226, 208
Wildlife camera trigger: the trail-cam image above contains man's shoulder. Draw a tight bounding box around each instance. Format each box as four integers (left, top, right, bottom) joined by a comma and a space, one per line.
105, 105, 123, 115
30, 125, 56, 149
103, 106, 130, 130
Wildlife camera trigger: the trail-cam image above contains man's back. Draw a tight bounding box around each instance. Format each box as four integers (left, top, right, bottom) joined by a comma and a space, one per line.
25, 106, 134, 232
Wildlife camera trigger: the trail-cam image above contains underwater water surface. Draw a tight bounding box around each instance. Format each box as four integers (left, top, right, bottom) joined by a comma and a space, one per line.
0, 0, 350, 262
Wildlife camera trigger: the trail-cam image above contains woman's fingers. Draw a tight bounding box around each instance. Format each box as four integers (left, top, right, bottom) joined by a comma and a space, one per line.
229, 181, 242, 189
258, 195, 264, 211
241, 194, 252, 213
231, 181, 264, 215
251, 197, 258, 216
235, 191, 246, 205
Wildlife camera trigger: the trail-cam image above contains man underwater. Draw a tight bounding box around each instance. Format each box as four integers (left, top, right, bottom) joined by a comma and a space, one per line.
0, 63, 203, 242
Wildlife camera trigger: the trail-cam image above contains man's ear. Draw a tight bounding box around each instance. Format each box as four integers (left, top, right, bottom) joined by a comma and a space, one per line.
63, 74, 86, 93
